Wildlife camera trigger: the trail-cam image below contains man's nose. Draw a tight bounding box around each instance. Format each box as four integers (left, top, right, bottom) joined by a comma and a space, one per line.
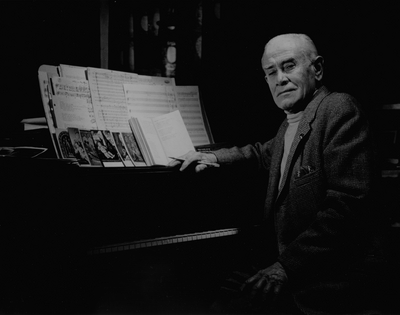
276, 70, 288, 85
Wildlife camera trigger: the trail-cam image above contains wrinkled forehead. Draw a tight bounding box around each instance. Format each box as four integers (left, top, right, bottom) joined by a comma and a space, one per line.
262, 35, 309, 65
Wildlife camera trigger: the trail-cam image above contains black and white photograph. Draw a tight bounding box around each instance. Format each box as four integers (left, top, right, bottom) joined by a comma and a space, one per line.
1, 1, 400, 314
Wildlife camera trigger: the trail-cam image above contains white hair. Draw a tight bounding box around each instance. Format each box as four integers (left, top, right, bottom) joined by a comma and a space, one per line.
266, 33, 319, 62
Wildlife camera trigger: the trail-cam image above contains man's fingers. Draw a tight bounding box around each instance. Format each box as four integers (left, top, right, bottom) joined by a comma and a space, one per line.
263, 279, 273, 295
175, 151, 219, 172
168, 159, 182, 167
244, 274, 258, 286
194, 163, 207, 172
250, 277, 267, 298
179, 157, 198, 171
241, 274, 257, 292
179, 153, 202, 171
270, 283, 283, 302
273, 282, 283, 295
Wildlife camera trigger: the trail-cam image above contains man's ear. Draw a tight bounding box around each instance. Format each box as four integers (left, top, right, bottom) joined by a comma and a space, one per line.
313, 56, 324, 81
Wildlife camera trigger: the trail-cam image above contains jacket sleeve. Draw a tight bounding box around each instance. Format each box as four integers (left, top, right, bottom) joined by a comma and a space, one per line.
212, 135, 279, 172
277, 94, 376, 281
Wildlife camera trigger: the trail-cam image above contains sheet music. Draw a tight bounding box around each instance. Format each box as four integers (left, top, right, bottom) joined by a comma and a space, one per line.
38, 71, 56, 133
136, 74, 176, 86
39, 64, 212, 163
153, 110, 195, 159
87, 68, 176, 132
59, 64, 87, 80
175, 86, 210, 146
135, 117, 168, 165
87, 67, 138, 132
51, 76, 97, 130
52, 76, 91, 99
123, 83, 177, 119
53, 95, 96, 130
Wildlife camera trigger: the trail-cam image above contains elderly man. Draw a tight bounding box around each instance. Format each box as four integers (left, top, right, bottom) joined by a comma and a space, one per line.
171, 33, 385, 314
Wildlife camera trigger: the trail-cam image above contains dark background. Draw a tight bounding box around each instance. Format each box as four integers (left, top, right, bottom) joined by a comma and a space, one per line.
0, 0, 398, 145
1, 2, 400, 313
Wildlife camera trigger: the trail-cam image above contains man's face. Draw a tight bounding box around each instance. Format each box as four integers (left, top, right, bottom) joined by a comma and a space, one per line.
262, 36, 317, 113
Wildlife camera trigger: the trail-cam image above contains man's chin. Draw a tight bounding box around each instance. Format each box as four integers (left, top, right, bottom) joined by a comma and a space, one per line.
277, 101, 295, 112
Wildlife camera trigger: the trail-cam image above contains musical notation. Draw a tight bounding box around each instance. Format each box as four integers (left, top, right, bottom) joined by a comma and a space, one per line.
175, 86, 210, 146
87, 67, 135, 132
87, 68, 178, 132
123, 84, 211, 146
124, 83, 177, 119
39, 64, 213, 154
51, 77, 97, 130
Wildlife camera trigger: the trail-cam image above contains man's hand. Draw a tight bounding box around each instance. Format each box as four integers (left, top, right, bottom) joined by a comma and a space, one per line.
241, 262, 288, 307
168, 150, 219, 172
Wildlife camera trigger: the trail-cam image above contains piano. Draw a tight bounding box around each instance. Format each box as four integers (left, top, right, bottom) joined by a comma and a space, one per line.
1, 153, 268, 313
5, 140, 395, 314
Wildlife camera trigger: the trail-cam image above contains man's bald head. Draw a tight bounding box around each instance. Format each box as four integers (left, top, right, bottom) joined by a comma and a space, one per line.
264, 33, 318, 64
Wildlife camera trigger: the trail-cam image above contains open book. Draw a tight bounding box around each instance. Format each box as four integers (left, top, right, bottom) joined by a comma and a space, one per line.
129, 110, 195, 166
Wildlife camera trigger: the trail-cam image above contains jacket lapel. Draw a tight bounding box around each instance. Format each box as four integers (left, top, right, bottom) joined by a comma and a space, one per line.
266, 122, 286, 206
278, 120, 310, 192
275, 86, 330, 201
263, 121, 286, 218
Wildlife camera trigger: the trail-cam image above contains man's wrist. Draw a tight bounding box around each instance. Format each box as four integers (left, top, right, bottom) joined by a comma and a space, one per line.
276, 260, 293, 281
208, 152, 218, 163
201, 151, 218, 163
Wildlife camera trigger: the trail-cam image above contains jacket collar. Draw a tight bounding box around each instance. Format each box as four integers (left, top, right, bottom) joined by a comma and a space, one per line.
300, 85, 330, 128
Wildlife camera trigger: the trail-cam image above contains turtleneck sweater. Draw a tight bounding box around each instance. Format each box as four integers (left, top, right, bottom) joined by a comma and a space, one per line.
279, 111, 304, 189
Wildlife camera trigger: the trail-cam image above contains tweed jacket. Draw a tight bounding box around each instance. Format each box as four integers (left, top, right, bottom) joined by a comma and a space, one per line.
213, 86, 376, 284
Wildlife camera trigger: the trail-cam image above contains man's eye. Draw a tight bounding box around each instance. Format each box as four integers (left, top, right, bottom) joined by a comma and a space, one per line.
267, 70, 276, 77
283, 63, 295, 72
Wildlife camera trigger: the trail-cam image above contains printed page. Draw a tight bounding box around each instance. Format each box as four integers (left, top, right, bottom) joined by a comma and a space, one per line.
55, 128, 75, 159
129, 118, 152, 165
120, 132, 146, 166
153, 110, 195, 160
38, 65, 64, 158
112, 132, 135, 167
136, 117, 170, 165
68, 127, 91, 166
51, 76, 97, 130
38, 70, 57, 133
136, 74, 175, 86
59, 64, 87, 80
174, 86, 211, 146
91, 130, 124, 167
79, 129, 103, 166
123, 83, 177, 119
87, 67, 139, 132
53, 96, 96, 130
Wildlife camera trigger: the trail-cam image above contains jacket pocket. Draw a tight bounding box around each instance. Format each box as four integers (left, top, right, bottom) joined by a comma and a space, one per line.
294, 168, 322, 186
291, 168, 325, 220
